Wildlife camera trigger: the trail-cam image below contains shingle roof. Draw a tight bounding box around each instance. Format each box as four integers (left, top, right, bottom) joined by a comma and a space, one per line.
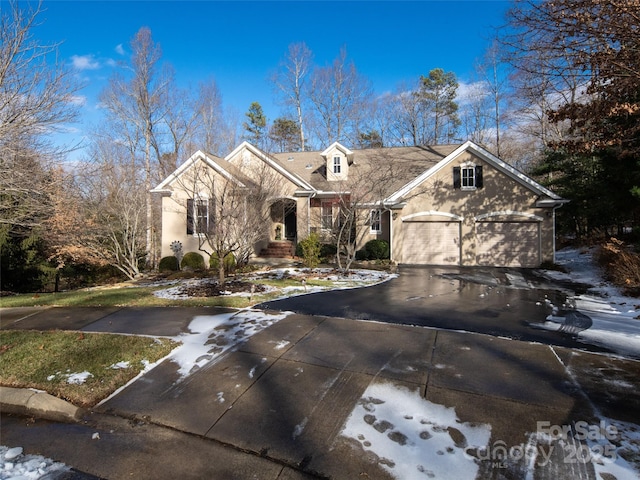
271, 145, 461, 196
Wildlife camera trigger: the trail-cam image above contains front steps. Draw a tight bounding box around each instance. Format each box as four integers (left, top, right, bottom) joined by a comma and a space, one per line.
259, 240, 295, 258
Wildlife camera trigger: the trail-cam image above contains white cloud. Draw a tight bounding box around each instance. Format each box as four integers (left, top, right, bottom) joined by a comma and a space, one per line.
71, 54, 100, 71
456, 80, 490, 103
115, 43, 125, 55
68, 95, 87, 107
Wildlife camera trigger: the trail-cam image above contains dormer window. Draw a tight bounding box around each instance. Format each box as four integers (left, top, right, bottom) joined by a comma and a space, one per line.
333, 156, 341, 174
453, 164, 483, 190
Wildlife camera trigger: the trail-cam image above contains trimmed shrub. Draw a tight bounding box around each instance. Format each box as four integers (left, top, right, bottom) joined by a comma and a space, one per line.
298, 233, 321, 268
355, 248, 368, 261
320, 243, 338, 261
209, 252, 236, 273
181, 252, 205, 270
364, 239, 390, 260
158, 256, 179, 272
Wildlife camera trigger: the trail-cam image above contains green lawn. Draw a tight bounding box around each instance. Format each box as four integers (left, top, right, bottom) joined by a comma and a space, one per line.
0, 268, 387, 407
0, 273, 352, 309
0, 330, 178, 408
0, 282, 283, 308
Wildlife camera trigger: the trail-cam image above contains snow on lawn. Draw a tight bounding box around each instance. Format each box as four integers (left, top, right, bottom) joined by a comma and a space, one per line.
153, 267, 396, 301
539, 247, 640, 358
341, 381, 491, 480
169, 309, 290, 379
46, 371, 93, 385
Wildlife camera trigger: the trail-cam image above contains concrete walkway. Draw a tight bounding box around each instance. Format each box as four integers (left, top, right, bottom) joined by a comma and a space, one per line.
1, 306, 640, 479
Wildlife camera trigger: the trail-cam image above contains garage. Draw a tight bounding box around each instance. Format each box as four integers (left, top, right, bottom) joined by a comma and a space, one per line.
475, 222, 540, 267
402, 221, 461, 265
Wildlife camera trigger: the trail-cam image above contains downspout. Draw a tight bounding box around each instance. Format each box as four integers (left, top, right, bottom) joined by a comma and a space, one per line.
382, 204, 393, 262
387, 208, 394, 262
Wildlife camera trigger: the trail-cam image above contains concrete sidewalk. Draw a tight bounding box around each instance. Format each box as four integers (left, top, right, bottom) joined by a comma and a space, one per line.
2, 308, 640, 479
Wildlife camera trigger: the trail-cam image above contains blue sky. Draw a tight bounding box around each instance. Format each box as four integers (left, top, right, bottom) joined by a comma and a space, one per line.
33, 0, 512, 155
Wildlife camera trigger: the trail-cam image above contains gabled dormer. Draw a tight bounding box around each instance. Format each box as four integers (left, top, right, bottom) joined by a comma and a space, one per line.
321, 142, 354, 182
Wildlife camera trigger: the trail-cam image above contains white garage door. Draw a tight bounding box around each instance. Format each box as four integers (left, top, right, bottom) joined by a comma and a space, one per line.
476, 222, 540, 267
402, 222, 460, 265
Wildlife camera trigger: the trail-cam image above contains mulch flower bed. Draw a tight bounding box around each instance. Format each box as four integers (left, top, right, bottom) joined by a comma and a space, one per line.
180, 279, 267, 297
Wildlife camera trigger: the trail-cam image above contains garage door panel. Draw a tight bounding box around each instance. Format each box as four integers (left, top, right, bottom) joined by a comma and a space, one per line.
476, 222, 539, 267
403, 222, 460, 265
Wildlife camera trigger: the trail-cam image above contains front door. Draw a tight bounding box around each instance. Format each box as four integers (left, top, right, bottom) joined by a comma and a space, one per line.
284, 202, 297, 240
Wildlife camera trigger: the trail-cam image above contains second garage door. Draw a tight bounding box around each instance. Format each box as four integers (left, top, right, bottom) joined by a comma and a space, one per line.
476, 222, 540, 267
402, 221, 460, 265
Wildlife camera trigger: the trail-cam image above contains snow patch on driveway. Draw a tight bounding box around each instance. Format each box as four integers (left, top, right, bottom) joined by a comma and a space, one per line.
341, 381, 491, 479
169, 309, 290, 379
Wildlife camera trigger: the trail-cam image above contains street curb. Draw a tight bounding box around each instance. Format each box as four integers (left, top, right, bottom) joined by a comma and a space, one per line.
0, 386, 84, 423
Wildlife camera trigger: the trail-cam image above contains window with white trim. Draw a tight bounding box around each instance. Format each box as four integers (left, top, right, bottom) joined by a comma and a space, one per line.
333, 156, 341, 174
321, 201, 333, 230
370, 209, 381, 233
195, 198, 209, 233
462, 166, 476, 188
453, 164, 483, 190
187, 197, 212, 235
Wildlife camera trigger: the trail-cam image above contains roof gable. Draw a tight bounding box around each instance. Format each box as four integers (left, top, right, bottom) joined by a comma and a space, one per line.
386, 141, 567, 204
151, 150, 243, 192
321, 142, 354, 161
225, 141, 314, 191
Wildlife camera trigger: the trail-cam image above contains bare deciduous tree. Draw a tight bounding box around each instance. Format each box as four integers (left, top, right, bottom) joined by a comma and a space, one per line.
171, 154, 282, 283
193, 78, 236, 156
0, 0, 80, 233
308, 47, 372, 147
69, 140, 147, 279
99, 27, 171, 268
271, 42, 313, 151
315, 152, 405, 272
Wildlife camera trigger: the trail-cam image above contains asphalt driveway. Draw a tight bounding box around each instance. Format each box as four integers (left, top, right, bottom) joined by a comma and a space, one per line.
256, 265, 612, 354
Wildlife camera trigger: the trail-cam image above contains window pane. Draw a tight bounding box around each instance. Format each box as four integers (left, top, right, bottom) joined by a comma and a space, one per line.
333, 157, 341, 174
462, 167, 475, 187
321, 202, 333, 229
196, 199, 208, 233
370, 210, 381, 232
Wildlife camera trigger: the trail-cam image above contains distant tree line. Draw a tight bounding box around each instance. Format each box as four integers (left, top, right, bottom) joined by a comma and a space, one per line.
2, 0, 639, 291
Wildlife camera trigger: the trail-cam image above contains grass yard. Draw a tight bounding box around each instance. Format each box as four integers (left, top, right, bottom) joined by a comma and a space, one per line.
0, 330, 178, 408
0, 274, 347, 309
0, 268, 389, 407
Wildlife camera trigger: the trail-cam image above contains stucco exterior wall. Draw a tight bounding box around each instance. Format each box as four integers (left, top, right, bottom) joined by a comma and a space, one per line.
159, 191, 213, 264
391, 151, 555, 266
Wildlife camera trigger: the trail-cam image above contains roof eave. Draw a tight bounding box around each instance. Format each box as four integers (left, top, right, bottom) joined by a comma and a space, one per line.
535, 198, 571, 208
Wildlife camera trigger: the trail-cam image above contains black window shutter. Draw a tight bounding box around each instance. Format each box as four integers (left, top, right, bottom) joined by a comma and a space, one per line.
208, 198, 216, 229
475, 166, 483, 189
186, 199, 194, 235
453, 167, 461, 189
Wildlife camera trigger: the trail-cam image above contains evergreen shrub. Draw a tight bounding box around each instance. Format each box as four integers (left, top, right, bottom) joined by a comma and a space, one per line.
159, 256, 179, 272
364, 239, 390, 260
181, 252, 205, 270
209, 252, 236, 273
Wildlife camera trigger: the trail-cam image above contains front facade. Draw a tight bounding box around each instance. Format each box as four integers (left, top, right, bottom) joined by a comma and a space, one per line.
152, 140, 567, 268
